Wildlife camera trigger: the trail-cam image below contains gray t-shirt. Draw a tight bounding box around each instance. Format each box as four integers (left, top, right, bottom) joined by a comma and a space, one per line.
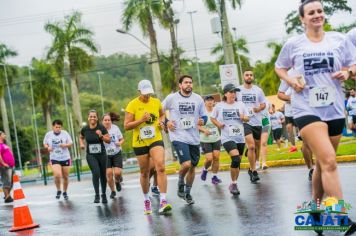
347, 96, 356, 116
347, 28, 356, 47
104, 124, 123, 156
200, 111, 220, 143
211, 101, 248, 144
275, 32, 356, 121
43, 130, 72, 161
270, 111, 284, 130
163, 92, 207, 145
237, 85, 267, 127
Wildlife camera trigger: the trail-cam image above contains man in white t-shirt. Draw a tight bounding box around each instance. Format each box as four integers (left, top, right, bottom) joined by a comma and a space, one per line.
43, 119, 73, 200
346, 88, 356, 131
237, 70, 267, 183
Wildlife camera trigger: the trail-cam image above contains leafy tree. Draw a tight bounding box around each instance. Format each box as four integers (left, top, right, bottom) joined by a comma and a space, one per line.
285, 0, 351, 33
44, 11, 98, 132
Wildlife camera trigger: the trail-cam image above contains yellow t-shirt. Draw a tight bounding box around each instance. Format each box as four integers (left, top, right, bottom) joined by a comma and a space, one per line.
125, 97, 163, 148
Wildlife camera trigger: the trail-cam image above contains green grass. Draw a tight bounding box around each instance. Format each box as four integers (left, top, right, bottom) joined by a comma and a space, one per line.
166, 137, 356, 169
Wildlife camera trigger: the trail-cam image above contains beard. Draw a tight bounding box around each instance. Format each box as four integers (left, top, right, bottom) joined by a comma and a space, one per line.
183, 87, 192, 93
244, 80, 253, 84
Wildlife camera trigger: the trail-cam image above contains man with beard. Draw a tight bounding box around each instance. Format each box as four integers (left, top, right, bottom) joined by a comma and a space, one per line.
163, 75, 207, 205
238, 70, 267, 183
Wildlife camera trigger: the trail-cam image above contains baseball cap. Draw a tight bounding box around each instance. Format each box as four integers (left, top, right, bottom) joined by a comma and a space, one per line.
204, 95, 214, 101
223, 83, 240, 94
138, 80, 154, 95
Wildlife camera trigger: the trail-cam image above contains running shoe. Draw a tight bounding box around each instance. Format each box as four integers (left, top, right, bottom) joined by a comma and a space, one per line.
211, 176, 222, 185
177, 184, 185, 198
200, 169, 208, 181
101, 194, 108, 204
248, 169, 253, 182
184, 193, 195, 205
116, 181, 122, 192
345, 217, 356, 235
110, 191, 116, 199
144, 200, 152, 215
251, 171, 260, 183
94, 194, 100, 203
158, 200, 172, 214
308, 168, 314, 182
4, 196, 13, 203
229, 183, 240, 195
151, 186, 160, 196
262, 165, 269, 170
289, 146, 298, 153
56, 190, 62, 199
63, 192, 69, 200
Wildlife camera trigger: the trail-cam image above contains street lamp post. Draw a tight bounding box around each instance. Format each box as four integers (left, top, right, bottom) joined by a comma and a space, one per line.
0, 61, 22, 170
187, 11, 202, 95
232, 27, 244, 82
97, 71, 105, 115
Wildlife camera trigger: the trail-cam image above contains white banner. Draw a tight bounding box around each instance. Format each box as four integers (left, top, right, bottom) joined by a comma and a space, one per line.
219, 64, 239, 89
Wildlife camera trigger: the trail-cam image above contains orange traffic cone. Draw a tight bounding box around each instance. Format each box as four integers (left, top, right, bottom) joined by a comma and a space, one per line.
9, 174, 39, 232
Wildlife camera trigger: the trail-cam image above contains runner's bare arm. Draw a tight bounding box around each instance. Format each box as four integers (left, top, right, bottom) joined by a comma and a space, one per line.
124, 111, 149, 130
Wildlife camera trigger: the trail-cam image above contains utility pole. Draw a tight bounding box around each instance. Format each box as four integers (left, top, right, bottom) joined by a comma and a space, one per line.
97, 72, 105, 115
187, 11, 202, 95
232, 27, 244, 83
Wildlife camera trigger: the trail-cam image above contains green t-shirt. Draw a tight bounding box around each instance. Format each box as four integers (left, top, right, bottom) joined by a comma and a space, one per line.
200, 111, 220, 143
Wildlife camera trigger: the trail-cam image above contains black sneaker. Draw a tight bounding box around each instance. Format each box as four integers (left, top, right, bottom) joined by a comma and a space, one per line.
344, 217, 356, 236
101, 194, 108, 204
116, 181, 122, 192
177, 184, 185, 198
94, 194, 100, 203
4, 196, 13, 203
248, 169, 253, 182
56, 191, 62, 199
251, 171, 260, 183
310, 213, 323, 235
110, 191, 116, 199
63, 192, 69, 200
308, 168, 314, 182
184, 193, 195, 205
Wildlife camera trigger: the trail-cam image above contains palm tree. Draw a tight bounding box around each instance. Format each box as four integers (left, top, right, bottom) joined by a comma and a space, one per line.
211, 37, 251, 82
204, 0, 242, 64
122, 0, 164, 99
0, 43, 17, 148
44, 11, 98, 131
30, 59, 61, 130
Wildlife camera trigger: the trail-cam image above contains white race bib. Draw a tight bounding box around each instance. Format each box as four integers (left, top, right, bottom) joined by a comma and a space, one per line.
53, 148, 63, 156
106, 147, 117, 155
248, 109, 255, 117
140, 126, 155, 139
228, 124, 243, 137
309, 87, 335, 107
89, 144, 101, 154
209, 127, 219, 136
180, 117, 195, 129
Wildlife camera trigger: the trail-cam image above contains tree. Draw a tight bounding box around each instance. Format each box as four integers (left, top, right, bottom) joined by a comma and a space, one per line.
30, 59, 62, 130
44, 11, 98, 132
285, 0, 351, 34
0, 43, 17, 148
203, 0, 242, 65
211, 37, 251, 82
122, 0, 164, 99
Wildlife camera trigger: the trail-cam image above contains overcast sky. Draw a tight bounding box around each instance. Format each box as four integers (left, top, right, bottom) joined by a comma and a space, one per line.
1, 0, 355, 66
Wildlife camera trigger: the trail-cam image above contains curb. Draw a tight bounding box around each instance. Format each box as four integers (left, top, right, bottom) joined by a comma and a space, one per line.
165, 155, 356, 174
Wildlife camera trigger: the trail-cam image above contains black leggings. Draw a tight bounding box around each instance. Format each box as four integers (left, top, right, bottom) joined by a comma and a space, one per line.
87, 154, 107, 195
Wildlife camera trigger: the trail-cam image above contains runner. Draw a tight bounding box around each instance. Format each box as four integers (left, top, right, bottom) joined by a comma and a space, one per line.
124, 79, 172, 214
43, 120, 73, 200
199, 95, 222, 185
102, 112, 124, 199
278, 79, 315, 181
346, 89, 356, 131
80, 110, 111, 204
0, 131, 15, 203
210, 84, 249, 195
275, 0, 356, 234
269, 104, 285, 151
163, 75, 207, 205
258, 101, 272, 170
238, 70, 267, 183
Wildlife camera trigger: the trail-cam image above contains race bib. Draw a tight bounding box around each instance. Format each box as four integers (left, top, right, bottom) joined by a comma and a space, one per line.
106, 147, 117, 155
209, 126, 219, 136
248, 109, 255, 117
180, 117, 195, 129
228, 124, 243, 137
140, 126, 155, 139
53, 147, 63, 156
309, 87, 335, 107
262, 117, 270, 127
89, 144, 101, 154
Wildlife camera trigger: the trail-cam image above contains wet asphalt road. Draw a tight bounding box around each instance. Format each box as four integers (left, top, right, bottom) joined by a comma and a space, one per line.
1, 164, 356, 236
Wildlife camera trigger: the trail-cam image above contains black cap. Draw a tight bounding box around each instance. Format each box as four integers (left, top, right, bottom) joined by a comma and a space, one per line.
204, 95, 214, 101
223, 83, 240, 94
